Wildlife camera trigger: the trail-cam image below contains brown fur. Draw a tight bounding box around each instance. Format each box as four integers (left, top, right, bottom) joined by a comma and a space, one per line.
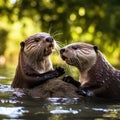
27, 79, 79, 98
12, 32, 64, 88
12, 32, 80, 98
60, 42, 120, 99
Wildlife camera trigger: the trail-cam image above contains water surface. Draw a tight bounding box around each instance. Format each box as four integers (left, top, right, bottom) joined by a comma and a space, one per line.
0, 66, 120, 120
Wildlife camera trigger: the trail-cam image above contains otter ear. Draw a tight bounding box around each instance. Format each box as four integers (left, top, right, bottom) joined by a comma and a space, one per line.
20, 41, 25, 50
93, 45, 98, 53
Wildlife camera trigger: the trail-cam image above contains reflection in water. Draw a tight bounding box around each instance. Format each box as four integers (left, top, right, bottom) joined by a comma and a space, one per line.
0, 67, 120, 120
50, 108, 79, 114
48, 98, 80, 114
0, 107, 29, 118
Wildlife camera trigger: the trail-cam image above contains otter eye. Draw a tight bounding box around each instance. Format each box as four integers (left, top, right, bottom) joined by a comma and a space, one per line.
72, 46, 78, 50
34, 38, 40, 42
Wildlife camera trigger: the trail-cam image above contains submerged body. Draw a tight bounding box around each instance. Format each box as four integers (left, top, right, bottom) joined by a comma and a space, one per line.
60, 42, 120, 99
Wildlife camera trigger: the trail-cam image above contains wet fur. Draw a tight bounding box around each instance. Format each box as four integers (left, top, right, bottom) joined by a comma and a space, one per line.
12, 32, 80, 98
61, 43, 120, 99
12, 32, 65, 88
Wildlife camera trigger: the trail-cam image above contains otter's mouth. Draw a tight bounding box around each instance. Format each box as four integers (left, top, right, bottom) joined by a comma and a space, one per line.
61, 55, 75, 66
61, 55, 71, 63
61, 55, 68, 61
44, 44, 54, 56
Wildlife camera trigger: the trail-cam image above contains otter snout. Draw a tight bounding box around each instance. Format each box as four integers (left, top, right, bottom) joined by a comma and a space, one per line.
60, 48, 65, 54
45, 37, 53, 43
60, 48, 68, 61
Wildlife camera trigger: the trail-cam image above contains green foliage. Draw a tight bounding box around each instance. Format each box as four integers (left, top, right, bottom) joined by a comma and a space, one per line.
0, 0, 120, 67
0, 29, 8, 55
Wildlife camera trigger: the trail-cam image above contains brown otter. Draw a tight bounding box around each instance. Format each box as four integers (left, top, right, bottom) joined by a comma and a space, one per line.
60, 42, 120, 99
12, 32, 65, 88
12, 32, 80, 98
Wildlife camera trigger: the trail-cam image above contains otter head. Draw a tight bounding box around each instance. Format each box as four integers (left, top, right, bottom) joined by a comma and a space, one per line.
60, 43, 98, 73
20, 32, 55, 61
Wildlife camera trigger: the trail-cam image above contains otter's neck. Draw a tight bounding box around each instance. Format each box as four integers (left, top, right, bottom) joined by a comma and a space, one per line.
88, 52, 119, 83
23, 53, 53, 74
79, 51, 120, 87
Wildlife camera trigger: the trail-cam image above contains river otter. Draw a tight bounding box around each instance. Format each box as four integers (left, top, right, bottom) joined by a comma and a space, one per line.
12, 32, 79, 98
60, 42, 120, 99
12, 32, 65, 88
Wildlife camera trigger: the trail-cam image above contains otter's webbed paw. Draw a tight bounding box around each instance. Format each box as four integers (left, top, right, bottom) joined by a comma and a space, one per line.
76, 88, 94, 97
76, 88, 87, 96
62, 75, 80, 88
54, 67, 65, 77
62, 75, 74, 83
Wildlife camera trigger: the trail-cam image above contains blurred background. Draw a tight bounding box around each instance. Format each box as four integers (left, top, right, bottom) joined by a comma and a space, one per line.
0, 0, 120, 69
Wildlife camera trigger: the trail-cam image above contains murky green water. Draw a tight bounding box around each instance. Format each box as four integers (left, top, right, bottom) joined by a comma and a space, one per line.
0, 66, 120, 120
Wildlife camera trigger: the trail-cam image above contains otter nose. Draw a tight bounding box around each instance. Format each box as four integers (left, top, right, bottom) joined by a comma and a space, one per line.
60, 48, 65, 54
45, 37, 53, 42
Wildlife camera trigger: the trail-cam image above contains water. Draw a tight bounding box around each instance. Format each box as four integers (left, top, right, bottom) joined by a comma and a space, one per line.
0, 66, 120, 120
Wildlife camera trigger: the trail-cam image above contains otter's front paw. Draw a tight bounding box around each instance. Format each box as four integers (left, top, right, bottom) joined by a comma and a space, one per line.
76, 89, 87, 96
55, 67, 65, 77
76, 88, 94, 97
62, 75, 74, 83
